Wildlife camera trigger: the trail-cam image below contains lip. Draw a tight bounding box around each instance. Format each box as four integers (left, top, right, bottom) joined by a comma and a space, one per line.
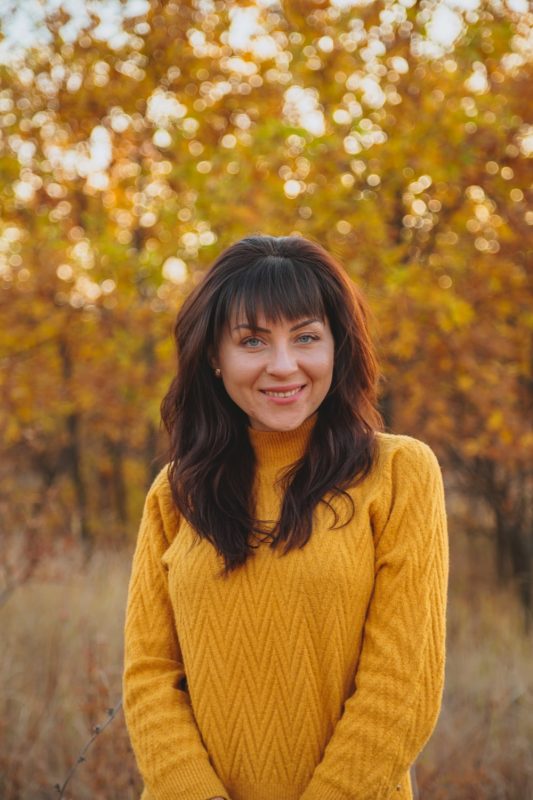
259, 384, 306, 404
261, 384, 304, 393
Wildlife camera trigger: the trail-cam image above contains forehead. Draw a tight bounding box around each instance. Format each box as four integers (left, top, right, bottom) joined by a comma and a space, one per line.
213, 256, 328, 330
228, 307, 325, 328
222, 292, 327, 330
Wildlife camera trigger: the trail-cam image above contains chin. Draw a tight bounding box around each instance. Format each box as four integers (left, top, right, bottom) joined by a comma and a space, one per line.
254, 412, 310, 432
272, 421, 302, 432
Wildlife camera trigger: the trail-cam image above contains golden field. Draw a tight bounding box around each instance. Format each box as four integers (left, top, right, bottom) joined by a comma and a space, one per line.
1, 498, 532, 800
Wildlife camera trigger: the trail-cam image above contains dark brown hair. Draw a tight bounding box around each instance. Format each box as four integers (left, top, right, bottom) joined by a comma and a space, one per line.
161, 234, 382, 573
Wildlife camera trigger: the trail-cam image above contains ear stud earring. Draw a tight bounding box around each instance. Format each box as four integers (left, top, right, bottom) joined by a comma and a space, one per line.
214, 368, 221, 378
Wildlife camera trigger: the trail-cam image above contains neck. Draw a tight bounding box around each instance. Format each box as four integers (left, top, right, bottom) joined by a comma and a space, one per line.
247, 414, 318, 469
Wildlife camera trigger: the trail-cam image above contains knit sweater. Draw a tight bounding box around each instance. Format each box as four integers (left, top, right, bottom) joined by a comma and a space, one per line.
123, 416, 448, 800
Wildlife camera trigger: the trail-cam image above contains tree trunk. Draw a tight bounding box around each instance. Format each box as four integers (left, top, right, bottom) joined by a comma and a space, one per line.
107, 437, 128, 526
58, 336, 92, 554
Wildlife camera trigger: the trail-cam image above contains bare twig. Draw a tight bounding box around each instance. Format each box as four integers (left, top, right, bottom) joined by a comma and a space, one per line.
0, 559, 38, 609
54, 697, 123, 799
0, 584, 18, 609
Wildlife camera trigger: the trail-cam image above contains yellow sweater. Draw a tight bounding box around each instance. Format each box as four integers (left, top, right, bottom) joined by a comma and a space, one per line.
123, 416, 448, 800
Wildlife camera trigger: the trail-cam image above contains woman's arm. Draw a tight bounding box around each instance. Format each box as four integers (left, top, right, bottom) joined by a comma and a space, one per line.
300, 438, 449, 800
123, 468, 229, 800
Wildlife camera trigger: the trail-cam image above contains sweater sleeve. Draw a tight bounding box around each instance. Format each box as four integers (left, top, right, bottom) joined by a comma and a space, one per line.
122, 468, 230, 800
300, 438, 449, 800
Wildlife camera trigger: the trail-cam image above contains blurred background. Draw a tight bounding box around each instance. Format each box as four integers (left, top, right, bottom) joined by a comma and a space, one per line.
0, 0, 531, 797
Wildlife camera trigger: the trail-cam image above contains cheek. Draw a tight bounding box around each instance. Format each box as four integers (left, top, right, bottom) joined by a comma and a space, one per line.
221, 354, 262, 390
308, 348, 335, 379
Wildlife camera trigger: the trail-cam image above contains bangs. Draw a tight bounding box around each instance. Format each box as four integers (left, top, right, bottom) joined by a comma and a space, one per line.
213, 255, 326, 333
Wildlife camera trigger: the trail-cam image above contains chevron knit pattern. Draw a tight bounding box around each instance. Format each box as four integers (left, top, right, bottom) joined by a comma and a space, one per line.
123, 416, 448, 800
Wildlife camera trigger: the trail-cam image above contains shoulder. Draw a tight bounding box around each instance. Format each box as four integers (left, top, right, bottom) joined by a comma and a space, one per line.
373, 431, 443, 489
148, 463, 173, 499
369, 433, 447, 550
144, 464, 180, 543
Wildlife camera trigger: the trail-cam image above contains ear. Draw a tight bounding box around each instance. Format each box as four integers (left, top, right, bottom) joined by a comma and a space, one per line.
207, 347, 218, 370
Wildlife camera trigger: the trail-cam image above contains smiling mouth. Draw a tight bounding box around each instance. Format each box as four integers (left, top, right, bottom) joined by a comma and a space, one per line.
261, 385, 305, 398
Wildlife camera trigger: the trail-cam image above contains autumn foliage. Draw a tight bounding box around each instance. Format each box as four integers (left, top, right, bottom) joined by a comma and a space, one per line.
2, 0, 531, 611
1, 0, 531, 593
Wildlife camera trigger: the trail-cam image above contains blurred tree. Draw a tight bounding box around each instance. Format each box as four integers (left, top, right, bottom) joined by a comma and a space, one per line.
0, 0, 531, 613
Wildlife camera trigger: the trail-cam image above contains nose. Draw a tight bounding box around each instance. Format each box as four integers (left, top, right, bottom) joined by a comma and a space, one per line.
265, 343, 298, 377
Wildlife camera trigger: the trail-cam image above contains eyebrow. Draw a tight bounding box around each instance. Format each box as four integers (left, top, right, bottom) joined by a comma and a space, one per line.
232, 318, 323, 333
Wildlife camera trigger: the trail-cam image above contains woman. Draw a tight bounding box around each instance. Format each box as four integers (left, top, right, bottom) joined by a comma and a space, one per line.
123, 234, 448, 800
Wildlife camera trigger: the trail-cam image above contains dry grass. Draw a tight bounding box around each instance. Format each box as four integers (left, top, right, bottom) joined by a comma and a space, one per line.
1, 510, 532, 800
418, 659, 533, 800
416, 522, 533, 799
0, 546, 141, 800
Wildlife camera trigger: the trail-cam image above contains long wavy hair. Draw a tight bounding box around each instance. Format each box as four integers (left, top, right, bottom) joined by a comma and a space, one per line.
161, 235, 382, 574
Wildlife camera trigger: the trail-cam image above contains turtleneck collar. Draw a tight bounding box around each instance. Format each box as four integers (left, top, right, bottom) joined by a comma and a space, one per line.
247, 413, 317, 469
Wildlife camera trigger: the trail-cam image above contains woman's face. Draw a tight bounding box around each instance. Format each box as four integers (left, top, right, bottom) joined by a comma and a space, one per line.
215, 311, 335, 432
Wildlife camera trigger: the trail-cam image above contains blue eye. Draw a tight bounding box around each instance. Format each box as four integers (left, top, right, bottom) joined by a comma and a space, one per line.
297, 334, 318, 344
243, 337, 262, 348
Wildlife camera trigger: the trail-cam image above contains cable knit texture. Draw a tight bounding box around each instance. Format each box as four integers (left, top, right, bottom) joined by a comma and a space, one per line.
123, 416, 448, 800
